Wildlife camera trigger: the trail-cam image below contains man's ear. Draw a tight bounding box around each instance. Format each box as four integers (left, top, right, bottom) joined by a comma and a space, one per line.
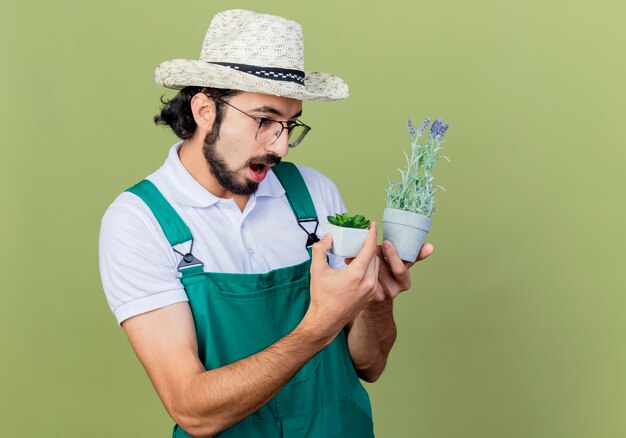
190, 92, 217, 134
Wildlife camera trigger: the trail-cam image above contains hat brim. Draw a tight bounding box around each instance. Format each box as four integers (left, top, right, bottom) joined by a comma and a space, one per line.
155, 60, 349, 101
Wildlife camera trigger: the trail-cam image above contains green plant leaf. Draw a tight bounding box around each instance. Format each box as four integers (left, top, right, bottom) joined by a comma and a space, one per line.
328, 212, 373, 228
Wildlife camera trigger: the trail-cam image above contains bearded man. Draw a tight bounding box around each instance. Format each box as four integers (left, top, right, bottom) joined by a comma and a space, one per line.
99, 9, 433, 437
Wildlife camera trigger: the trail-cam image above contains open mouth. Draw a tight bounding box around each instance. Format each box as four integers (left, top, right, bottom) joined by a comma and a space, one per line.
248, 163, 271, 183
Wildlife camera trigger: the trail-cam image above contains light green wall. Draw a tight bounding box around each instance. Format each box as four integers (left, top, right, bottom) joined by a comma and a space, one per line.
2, 1, 625, 436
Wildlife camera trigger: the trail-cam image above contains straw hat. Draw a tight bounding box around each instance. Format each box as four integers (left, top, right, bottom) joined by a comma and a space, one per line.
155, 9, 349, 101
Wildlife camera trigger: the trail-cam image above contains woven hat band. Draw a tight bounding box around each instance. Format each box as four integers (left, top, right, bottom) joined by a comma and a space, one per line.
208, 62, 305, 85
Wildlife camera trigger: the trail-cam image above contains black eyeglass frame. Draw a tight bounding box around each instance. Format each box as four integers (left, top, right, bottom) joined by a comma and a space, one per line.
218, 99, 311, 148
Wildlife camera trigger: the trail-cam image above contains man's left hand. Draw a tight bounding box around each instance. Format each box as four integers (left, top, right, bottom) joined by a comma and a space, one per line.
347, 241, 434, 302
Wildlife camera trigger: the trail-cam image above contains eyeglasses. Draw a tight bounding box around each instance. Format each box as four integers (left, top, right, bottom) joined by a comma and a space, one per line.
220, 100, 311, 148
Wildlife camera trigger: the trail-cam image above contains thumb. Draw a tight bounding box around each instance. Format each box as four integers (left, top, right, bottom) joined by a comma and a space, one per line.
311, 233, 332, 272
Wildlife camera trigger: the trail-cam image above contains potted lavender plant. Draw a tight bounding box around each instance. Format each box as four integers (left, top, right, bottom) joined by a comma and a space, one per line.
326, 213, 371, 257
383, 117, 450, 262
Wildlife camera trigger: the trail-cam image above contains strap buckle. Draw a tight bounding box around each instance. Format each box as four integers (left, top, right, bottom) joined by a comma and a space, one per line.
173, 239, 204, 272
177, 253, 204, 272
297, 218, 320, 248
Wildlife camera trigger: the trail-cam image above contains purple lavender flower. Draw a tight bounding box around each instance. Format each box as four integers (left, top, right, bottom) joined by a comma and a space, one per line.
439, 123, 449, 139
417, 118, 430, 136
430, 118, 450, 138
430, 119, 442, 136
407, 119, 416, 138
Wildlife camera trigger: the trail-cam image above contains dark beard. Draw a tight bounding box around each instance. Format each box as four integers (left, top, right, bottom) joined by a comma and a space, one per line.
202, 134, 282, 196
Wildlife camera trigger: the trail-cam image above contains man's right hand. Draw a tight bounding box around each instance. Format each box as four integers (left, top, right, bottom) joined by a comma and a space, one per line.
303, 221, 383, 341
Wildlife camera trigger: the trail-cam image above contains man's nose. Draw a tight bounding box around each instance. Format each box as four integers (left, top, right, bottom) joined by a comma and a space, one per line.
266, 129, 290, 158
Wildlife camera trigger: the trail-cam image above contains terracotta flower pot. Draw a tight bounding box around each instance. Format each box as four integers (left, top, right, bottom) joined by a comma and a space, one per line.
382, 207, 432, 262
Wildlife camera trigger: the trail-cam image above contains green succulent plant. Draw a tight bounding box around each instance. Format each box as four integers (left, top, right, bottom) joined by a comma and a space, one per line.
327, 213, 371, 229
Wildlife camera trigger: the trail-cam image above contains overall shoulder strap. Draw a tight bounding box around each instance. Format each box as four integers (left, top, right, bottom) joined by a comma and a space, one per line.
271, 162, 320, 247
271, 162, 317, 220
125, 179, 192, 246
126, 180, 203, 273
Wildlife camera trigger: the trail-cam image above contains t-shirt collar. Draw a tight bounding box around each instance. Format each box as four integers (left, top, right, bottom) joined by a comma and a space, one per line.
159, 141, 285, 208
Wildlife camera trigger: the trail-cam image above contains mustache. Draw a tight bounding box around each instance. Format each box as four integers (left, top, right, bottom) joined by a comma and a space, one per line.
246, 154, 282, 167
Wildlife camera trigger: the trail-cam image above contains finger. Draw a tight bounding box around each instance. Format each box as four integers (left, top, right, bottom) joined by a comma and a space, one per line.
372, 247, 402, 300
381, 240, 412, 278
310, 234, 332, 273
366, 246, 382, 290
376, 252, 403, 298
378, 266, 402, 298
375, 245, 396, 280
364, 244, 379, 278
416, 243, 435, 261
349, 221, 379, 271
367, 254, 385, 301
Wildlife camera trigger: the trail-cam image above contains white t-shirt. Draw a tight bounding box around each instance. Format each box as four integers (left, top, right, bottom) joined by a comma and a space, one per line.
99, 142, 347, 326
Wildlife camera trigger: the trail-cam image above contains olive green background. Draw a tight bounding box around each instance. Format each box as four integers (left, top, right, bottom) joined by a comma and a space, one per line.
2, 0, 625, 436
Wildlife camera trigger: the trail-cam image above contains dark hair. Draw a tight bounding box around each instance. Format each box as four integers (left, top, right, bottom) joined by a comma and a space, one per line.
154, 86, 240, 140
